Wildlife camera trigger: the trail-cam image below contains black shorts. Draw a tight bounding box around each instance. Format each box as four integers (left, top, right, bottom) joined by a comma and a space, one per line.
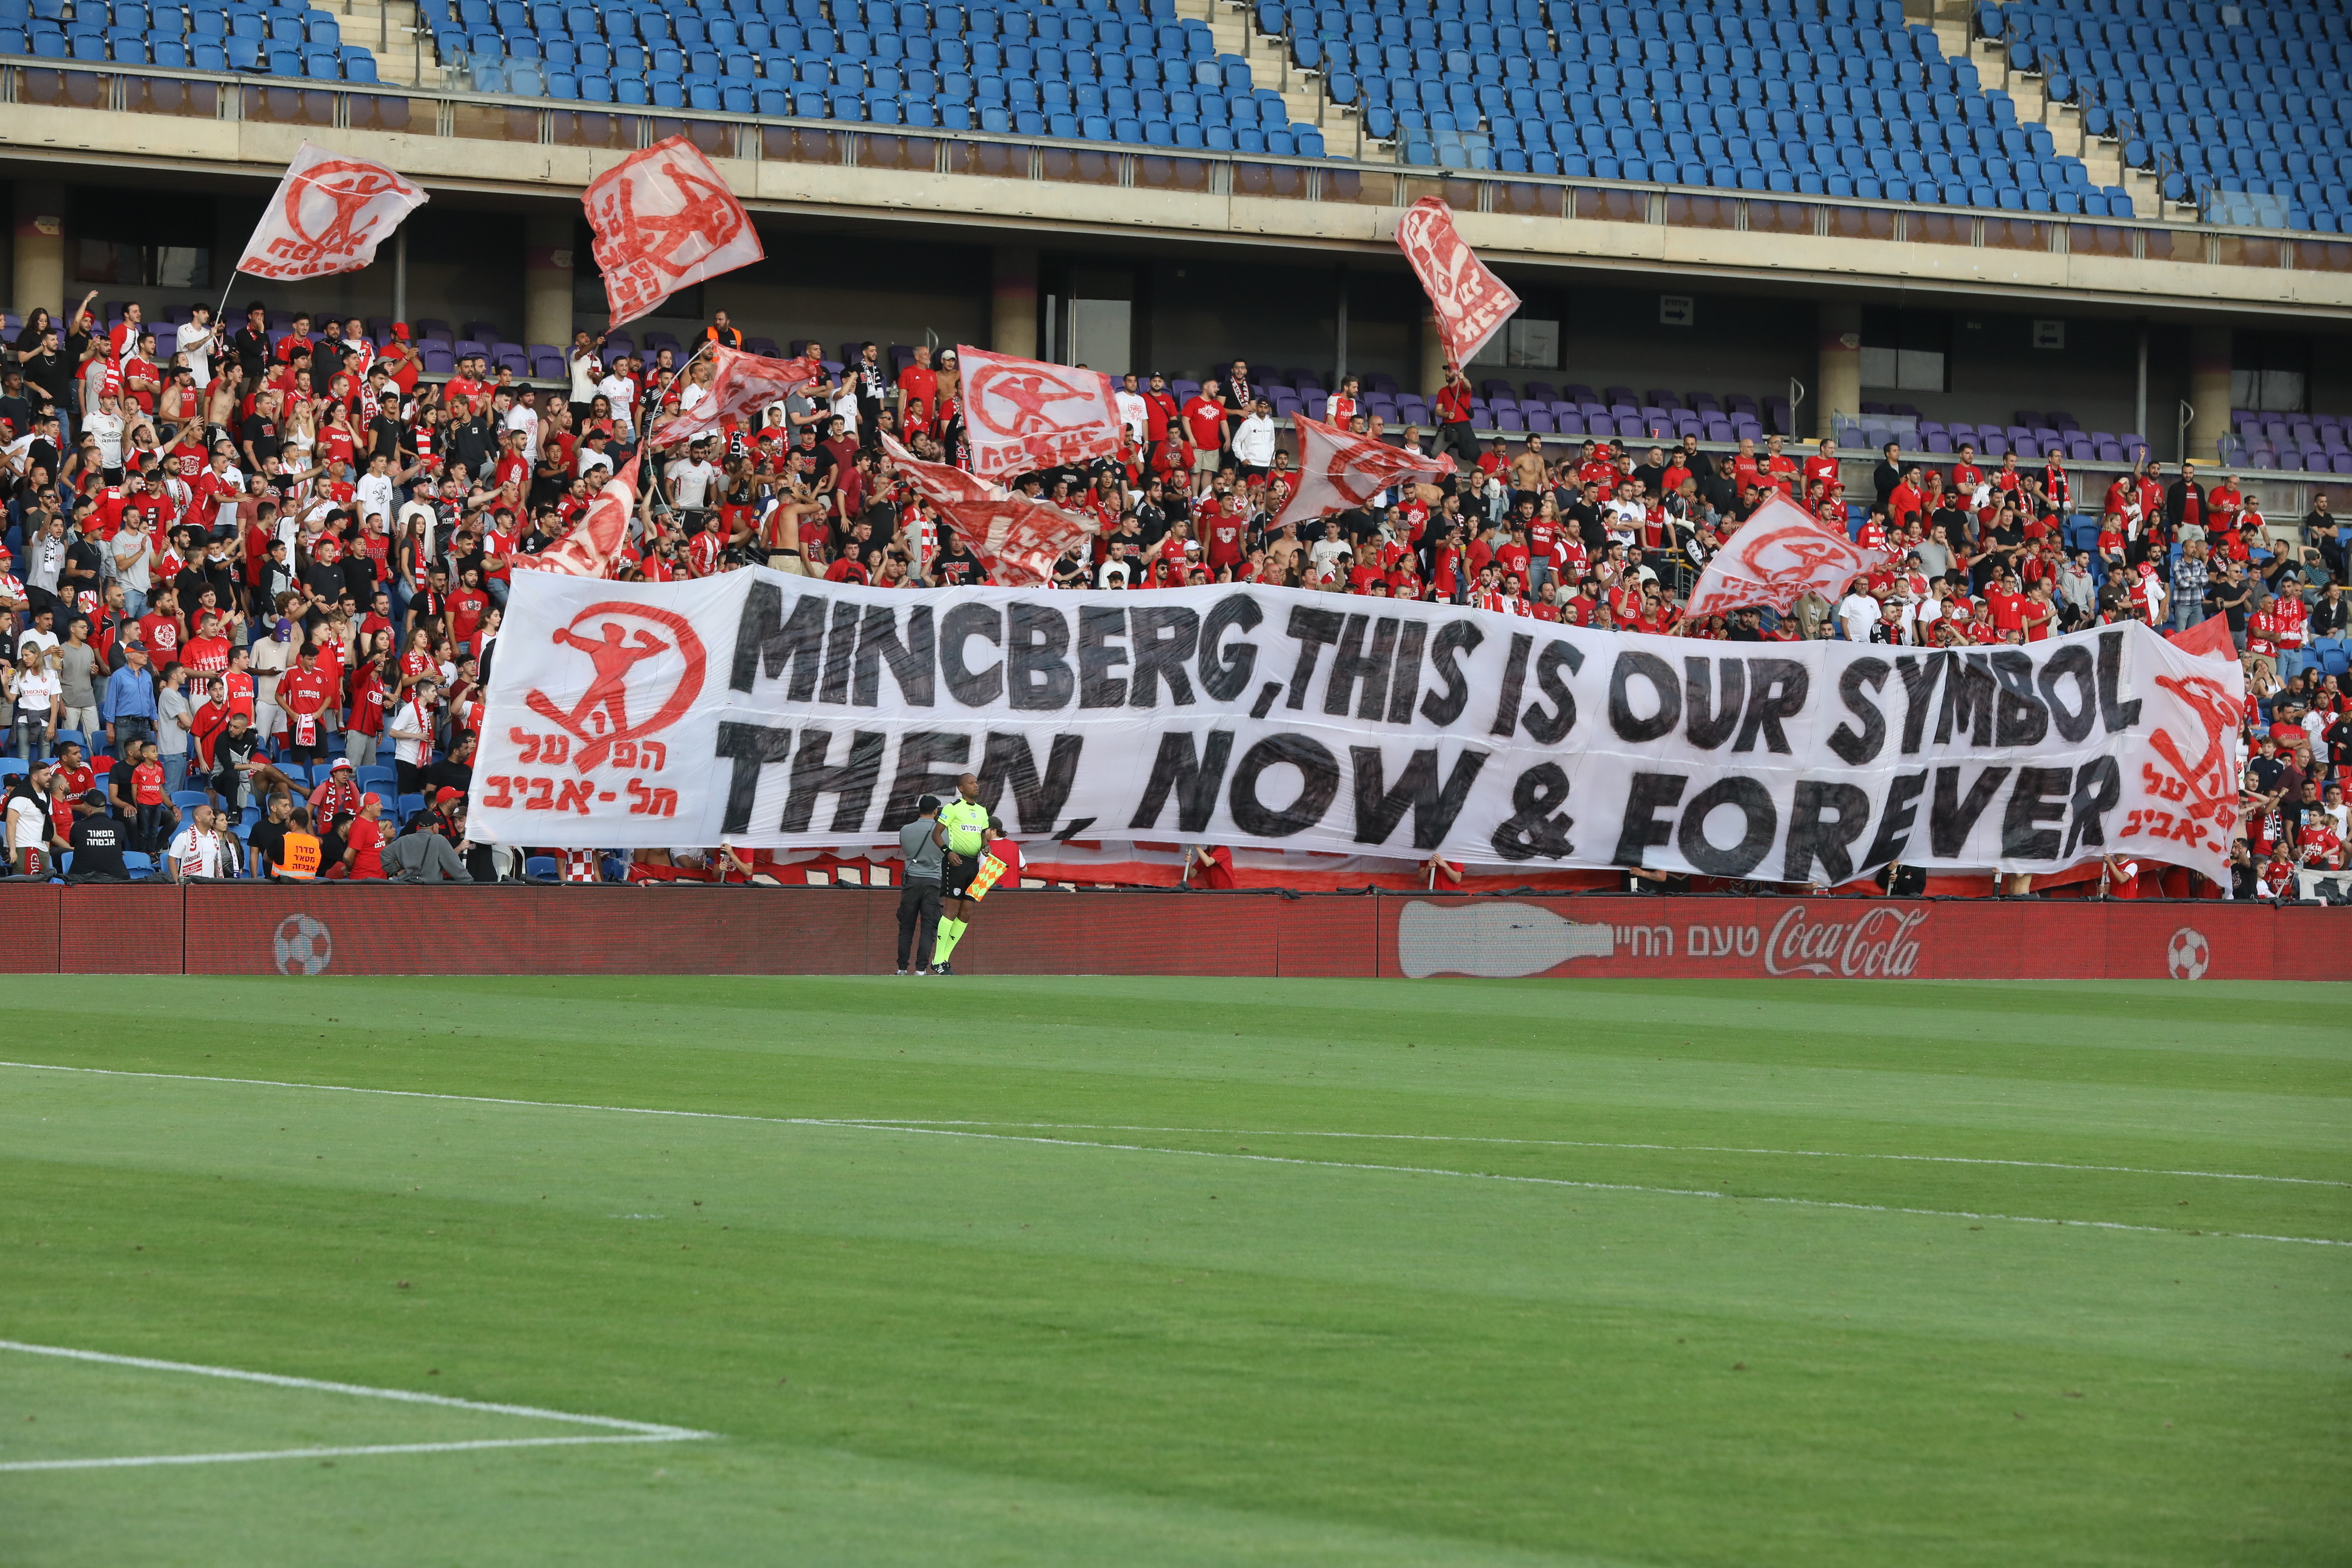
942, 855, 979, 898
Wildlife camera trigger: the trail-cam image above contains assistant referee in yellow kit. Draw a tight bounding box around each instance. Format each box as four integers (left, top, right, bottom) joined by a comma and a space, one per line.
928, 772, 997, 975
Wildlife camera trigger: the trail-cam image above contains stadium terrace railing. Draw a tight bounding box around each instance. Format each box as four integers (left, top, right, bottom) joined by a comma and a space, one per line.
2, 55, 2345, 276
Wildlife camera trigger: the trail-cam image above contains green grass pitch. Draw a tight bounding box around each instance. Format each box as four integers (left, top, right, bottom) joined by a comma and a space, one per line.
3, 975, 2346, 1567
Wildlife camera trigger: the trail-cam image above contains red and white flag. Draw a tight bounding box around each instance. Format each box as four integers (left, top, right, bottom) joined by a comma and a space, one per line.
2164, 611, 2237, 662
1274, 414, 1456, 532
583, 137, 764, 329
647, 346, 821, 447
236, 142, 428, 281
881, 434, 1095, 586
1684, 492, 1891, 617
512, 455, 639, 580
1394, 196, 1520, 369
954, 345, 1122, 482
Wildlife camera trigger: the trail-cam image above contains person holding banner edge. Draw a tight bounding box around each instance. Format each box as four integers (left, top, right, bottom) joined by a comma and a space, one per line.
896, 795, 946, 976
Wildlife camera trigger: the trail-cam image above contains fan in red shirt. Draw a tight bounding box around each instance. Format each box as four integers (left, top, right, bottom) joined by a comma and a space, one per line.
1180, 387, 1226, 467
1142, 376, 1181, 443
276, 647, 335, 761
449, 574, 490, 647
2298, 815, 2346, 870
136, 601, 184, 667
1801, 441, 1840, 496
1200, 507, 1245, 570
349, 658, 387, 749
182, 612, 233, 676
1984, 576, 2029, 634
345, 795, 389, 879
309, 758, 363, 823
1432, 377, 1473, 429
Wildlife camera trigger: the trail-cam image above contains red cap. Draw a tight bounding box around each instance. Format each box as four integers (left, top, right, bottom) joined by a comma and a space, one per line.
360, 791, 382, 807
435, 786, 461, 803
392, 322, 410, 339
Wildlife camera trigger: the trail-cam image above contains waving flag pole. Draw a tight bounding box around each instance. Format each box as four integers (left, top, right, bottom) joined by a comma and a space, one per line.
220, 141, 429, 326
1394, 196, 1520, 369
582, 135, 764, 329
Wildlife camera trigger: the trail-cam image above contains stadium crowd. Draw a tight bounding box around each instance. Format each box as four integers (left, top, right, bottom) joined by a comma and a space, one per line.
0, 294, 2344, 898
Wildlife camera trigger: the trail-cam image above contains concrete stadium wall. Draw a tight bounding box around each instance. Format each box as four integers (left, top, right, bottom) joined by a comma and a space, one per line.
0, 885, 2338, 981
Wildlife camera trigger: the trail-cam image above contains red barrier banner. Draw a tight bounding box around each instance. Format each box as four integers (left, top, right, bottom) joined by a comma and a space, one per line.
57, 885, 183, 974
0, 885, 61, 973
1, 884, 2338, 981
179, 884, 880, 976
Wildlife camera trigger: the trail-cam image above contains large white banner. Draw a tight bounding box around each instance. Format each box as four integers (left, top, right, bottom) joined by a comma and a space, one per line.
470, 573, 2246, 883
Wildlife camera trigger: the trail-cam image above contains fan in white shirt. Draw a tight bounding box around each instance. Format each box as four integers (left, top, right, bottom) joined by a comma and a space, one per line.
505, 401, 540, 464
596, 372, 639, 440
166, 814, 235, 880
1114, 382, 1148, 444
176, 317, 218, 387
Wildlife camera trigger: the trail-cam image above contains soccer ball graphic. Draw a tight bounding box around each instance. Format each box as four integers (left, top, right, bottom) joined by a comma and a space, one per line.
2165, 926, 2209, 981
272, 914, 334, 976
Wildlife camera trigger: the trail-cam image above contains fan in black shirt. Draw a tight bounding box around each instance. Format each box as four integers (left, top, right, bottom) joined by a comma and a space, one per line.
20, 340, 72, 413
66, 798, 130, 882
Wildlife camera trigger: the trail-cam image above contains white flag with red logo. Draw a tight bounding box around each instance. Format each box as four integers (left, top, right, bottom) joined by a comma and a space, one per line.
1274, 414, 1456, 532
512, 455, 640, 580
647, 346, 821, 447
881, 434, 1095, 586
1684, 492, 1892, 617
583, 137, 764, 329
1394, 196, 1520, 369
954, 345, 1122, 482
236, 142, 428, 281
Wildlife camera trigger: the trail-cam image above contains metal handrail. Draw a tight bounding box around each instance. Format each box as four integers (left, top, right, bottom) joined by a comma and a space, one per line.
1, 51, 2338, 249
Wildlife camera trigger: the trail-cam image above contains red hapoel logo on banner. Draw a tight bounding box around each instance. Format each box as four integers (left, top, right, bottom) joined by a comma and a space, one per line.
236, 142, 429, 280
1683, 492, 1893, 617
1274, 413, 1457, 533
881, 434, 1096, 585
1394, 196, 1521, 368
2126, 671, 2244, 857
524, 601, 707, 773
583, 137, 765, 329
955, 346, 1123, 480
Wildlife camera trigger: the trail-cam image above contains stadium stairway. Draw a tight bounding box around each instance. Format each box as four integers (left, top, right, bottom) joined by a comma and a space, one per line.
320, 0, 430, 86
1241, 0, 2134, 209
1963, 0, 2160, 219
1210, 0, 1331, 148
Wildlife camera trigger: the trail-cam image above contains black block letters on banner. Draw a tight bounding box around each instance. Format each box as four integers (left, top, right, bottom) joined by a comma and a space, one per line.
475, 573, 2242, 885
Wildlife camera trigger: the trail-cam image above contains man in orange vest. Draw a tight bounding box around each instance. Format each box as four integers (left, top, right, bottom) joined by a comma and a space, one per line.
273, 805, 323, 881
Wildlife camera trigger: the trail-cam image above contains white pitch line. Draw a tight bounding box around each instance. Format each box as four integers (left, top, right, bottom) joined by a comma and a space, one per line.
0, 1435, 690, 1475
3, 1060, 2344, 1248
834, 1123, 2352, 1251
0, 1340, 711, 1474
816, 1121, 2352, 1190
2, 1058, 2338, 1191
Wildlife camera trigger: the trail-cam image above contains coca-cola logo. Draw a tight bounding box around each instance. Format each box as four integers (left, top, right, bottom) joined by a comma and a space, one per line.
1763, 904, 1927, 978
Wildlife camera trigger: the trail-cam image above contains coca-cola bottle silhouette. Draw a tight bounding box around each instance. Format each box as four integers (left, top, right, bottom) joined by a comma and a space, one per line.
1397, 900, 1616, 978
